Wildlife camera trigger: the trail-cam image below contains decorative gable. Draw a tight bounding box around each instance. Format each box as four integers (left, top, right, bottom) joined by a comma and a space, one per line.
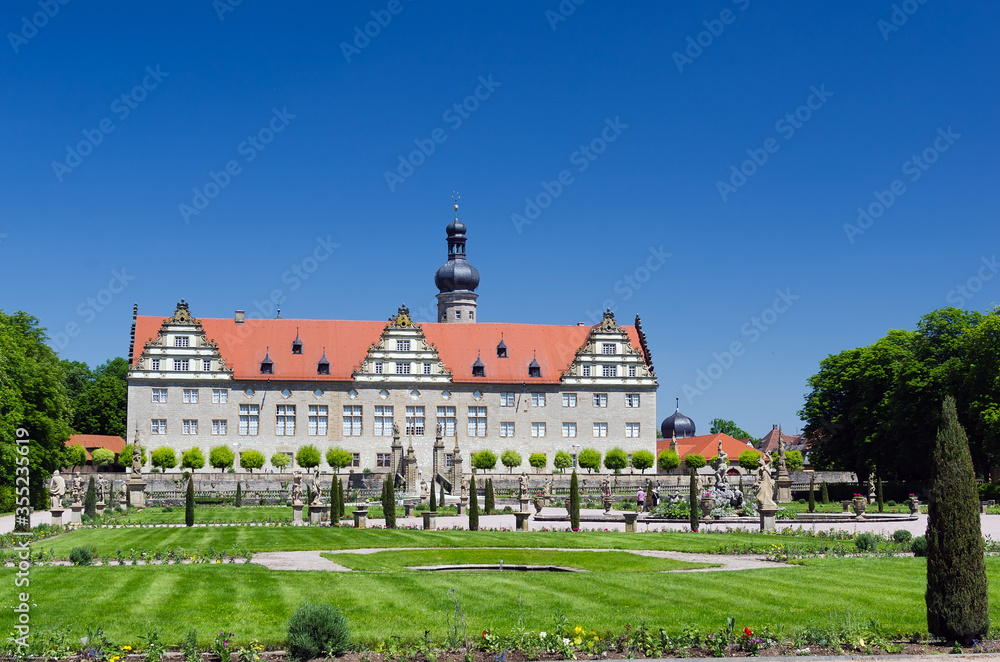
561, 309, 656, 386
128, 300, 233, 381
352, 305, 453, 383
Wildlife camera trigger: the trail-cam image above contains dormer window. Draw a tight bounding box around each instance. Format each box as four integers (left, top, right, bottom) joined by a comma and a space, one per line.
528, 353, 541, 378
472, 355, 485, 377
317, 348, 330, 375
292, 329, 303, 355
260, 348, 273, 375
496, 336, 508, 358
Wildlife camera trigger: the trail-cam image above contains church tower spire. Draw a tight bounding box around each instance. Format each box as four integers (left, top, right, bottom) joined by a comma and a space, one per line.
434, 197, 480, 323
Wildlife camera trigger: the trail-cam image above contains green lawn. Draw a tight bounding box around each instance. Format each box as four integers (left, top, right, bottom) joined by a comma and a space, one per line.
7, 557, 1000, 649
111, 506, 294, 524
320, 548, 716, 572
32, 526, 855, 557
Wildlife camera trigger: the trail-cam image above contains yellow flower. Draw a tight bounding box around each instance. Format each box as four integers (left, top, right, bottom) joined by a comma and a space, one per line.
574, 626, 583, 634
123, 646, 132, 651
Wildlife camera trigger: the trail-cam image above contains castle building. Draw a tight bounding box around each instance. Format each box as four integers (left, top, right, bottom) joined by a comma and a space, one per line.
125, 208, 658, 480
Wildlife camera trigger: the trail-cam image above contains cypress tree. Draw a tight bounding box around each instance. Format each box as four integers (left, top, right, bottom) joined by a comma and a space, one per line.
820, 481, 830, 504
84, 476, 97, 519
808, 475, 816, 513
485, 478, 495, 514
185, 478, 195, 527
926, 396, 989, 643
689, 467, 699, 532
429, 478, 437, 511
331, 478, 340, 524
235, 481, 242, 508
877, 477, 884, 513
645, 479, 653, 513
440, 480, 446, 509
339, 478, 346, 519
382, 478, 396, 529
468, 475, 480, 531
570, 470, 580, 530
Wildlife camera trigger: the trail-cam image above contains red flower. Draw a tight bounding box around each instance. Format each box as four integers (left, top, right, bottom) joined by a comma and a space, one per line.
743, 627, 753, 637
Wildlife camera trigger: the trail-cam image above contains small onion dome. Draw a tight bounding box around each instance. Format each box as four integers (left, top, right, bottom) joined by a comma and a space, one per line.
435, 259, 480, 292
660, 398, 695, 439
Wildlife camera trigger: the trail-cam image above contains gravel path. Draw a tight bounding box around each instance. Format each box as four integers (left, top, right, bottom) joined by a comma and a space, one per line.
250, 546, 787, 572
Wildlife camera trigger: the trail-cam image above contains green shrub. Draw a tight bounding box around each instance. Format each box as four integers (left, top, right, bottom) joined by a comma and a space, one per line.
295, 445, 322, 469
0, 485, 14, 513
911, 535, 928, 557
271, 452, 291, 471
553, 451, 573, 473
738, 449, 762, 471
151, 447, 178, 471
209, 446, 235, 470
500, 450, 522, 473
569, 470, 580, 530
182, 447, 205, 470
287, 602, 350, 661
69, 546, 93, 566
685, 453, 706, 470
240, 450, 265, 473
604, 447, 627, 474
657, 449, 680, 472
578, 448, 601, 474
468, 475, 479, 531
471, 450, 497, 471
84, 476, 97, 518
855, 532, 879, 552
528, 452, 547, 471
892, 529, 913, 543
632, 449, 655, 474
185, 479, 195, 527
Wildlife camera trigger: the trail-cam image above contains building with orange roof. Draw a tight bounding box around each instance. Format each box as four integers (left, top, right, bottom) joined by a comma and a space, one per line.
126, 209, 659, 481
656, 432, 758, 475
66, 434, 126, 468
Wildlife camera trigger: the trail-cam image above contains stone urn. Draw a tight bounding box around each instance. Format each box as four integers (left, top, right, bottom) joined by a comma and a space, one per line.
908, 496, 920, 514
533, 497, 545, 514
699, 496, 716, 517
851, 496, 867, 517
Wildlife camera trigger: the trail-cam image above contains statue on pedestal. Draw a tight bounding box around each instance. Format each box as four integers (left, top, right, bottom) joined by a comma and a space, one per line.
310, 468, 322, 506
600, 477, 611, 497
518, 472, 528, 498
868, 472, 877, 503
713, 440, 729, 488
50, 470, 66, 508
71, 472, 85, 505
97, 476, 109, 503
755, 454, 776, 510
543, 477, 552, 496
290, 471, 304, 504
420, 479, 429, 500
461, 475, 469, 499
131, 428, 143, 477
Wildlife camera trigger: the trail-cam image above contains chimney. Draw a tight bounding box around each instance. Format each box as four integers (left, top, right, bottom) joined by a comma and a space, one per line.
235, 310, 245, 324
772, 424, 778, 430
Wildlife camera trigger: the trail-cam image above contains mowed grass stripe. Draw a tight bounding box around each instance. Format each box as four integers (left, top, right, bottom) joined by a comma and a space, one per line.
8, 557, 992, 647
320, 549, 716, 572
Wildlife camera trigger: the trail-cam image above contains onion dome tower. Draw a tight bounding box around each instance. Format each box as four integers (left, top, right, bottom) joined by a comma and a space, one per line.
435, 202, 480, 323
660, 398, 696, 439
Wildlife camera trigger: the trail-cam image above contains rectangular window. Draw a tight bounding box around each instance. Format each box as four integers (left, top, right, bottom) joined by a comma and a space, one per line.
151, 388, 167, 403
500, 421, 515, 437
593, 422, 608, 437
531, 393, 546, 407
531, 422, 546, 437
351, 452, 360, 468
151, 358, 160, 371
151, 419, 167, 434
436, 406, 456, 437
376, 453, 392, 468
175, 336, 190, 348
395, 362, 411, 374
593, 393, 608, 407
445, 453, 454, 468
183, 388, 199, 404
562, 393, 577, 407
374, 405, 394, 436
467, 406, 487, 436
212, 419, 227, 435
423, 363, 432, 375
343, 405, 362, 436
500, 392, 516, 407
276, 405, 296, 436
405, 406, 425, 436
625, 393, 640, 408
601, 343, 616, 355
182, 419, 198, 435
582, 365, 591, 377
562, 422, 576, 438
203, 359, 212, 372
212, 389, 228, 404
625, 422, 641, 438
375, 362, 383, 374
602, 365, 617, 378
174, 359, 190, 371
239, 404, 259, 435
628, 365, 637, 377
397, 340, 410, 351
308, 405, 328, 436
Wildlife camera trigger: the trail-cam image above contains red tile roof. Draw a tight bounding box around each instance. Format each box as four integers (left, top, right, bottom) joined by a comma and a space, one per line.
656, 433, 756, 461
131, 316, 645, 385
66, 434, 126, 460
758, 426, 802, 454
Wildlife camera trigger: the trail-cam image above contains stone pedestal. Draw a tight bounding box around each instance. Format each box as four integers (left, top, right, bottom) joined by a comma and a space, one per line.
422, 511, 436, 530
127, 480, 147, 509
309, 505, 329, 525
353, 508, 368, 529
841, 500, 851, 512
458, 497, 468, 515
96, 502, 105, 517
292, 503, 304, 525
404, 503, 415, 517
50, 508, 65, 527
775, 475, 792, 504
623, 512, 638, 532
70, 504, 83, 525
759, 507, 777, 532
519, 498, 530, 513
514, 511, 531, 531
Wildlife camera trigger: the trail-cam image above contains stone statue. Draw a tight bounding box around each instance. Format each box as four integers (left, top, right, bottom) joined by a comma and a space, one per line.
310, 468, 322, 506
130, 427, 143, 476
461, 475, 469, 499
600, 477, 611, 497
116, 481, 126, 503
776, 433, 787, 473
868, 472, 877, 502
518, 472, 529, 498
71, 472, 85, 504
755, 455, 776, 510
714, 442, 729, 487
392, 422, 400, 438
49, 470, 66, 508
543, 477, 552, 496
97, 476, 109, 503
420, 479, 429, 500
291, 471, 304, 504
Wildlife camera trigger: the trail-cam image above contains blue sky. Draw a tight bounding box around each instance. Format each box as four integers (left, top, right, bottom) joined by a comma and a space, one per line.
2, 1, 997, 438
